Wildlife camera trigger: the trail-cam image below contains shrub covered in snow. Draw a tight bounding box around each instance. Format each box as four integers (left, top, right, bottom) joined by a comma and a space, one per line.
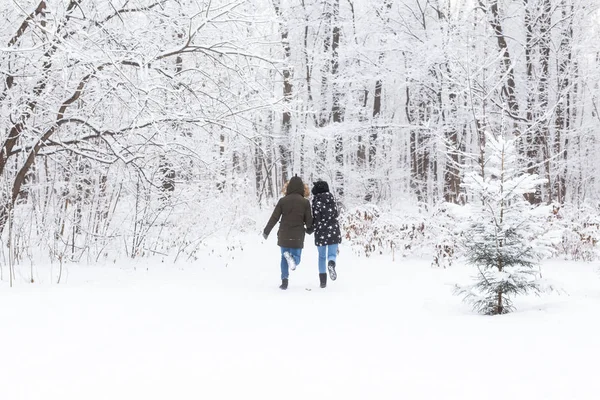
340, 204, 424, 259
552, 203, 600, 261
339, 203, 458, 265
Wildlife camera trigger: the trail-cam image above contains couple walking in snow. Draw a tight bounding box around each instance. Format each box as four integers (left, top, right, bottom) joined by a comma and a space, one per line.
262, 175, 342, 290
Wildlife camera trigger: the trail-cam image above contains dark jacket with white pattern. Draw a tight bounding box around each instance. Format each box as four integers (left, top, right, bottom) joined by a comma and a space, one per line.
311, 184, 342, 247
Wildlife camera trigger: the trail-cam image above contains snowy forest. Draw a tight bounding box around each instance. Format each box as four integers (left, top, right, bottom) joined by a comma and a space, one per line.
5, 2, 600, 396
1, 0, 600, 276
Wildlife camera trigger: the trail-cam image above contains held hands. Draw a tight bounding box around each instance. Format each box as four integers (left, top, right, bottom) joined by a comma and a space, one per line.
306, 227, 314, 235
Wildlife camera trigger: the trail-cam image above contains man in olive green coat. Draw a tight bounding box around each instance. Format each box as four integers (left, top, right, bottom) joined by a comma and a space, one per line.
263, 175, 313, 290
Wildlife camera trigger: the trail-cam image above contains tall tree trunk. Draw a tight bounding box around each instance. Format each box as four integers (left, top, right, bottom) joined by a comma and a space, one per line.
331, 0, 344, 196
319, 1, 332, 128
357, 90, 368, 168
438, 1, 461, 204
524, 0, 552, 204
538, 0, 552, 203
481, 0, 519, 119
524, 0, 538, 204
406, 82, 427, 203
273, 0, 293, 184
554, 0, 573, 204
368, 77, 382, 198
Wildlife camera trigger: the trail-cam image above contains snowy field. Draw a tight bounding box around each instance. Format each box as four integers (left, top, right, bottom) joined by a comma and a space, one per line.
1, 235, 600, 400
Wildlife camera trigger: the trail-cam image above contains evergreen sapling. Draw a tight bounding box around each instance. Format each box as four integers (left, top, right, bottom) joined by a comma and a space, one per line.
454, 134, 555, 315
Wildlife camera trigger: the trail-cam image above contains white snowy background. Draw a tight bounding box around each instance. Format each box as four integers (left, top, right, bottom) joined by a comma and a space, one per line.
2, 0, 600, 398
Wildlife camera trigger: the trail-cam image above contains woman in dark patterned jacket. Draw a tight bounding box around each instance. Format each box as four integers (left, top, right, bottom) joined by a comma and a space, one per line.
311, 180, 342, 288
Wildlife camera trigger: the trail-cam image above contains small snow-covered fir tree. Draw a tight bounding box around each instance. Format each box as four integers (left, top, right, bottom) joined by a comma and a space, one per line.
455, 133, 555, 315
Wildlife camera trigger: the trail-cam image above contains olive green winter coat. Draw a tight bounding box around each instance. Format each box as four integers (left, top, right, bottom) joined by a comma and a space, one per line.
263, 176, 313, 248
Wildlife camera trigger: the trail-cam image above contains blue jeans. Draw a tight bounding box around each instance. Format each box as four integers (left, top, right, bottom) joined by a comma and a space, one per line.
317, 244, 338, 274
280, 247, 302, 279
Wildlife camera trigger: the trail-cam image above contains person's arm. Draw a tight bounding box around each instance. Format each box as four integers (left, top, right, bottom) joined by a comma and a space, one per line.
333, 198, 339, 219
305, 200, 314, 234
263, 199, 283, 237
311, 198, 319, 224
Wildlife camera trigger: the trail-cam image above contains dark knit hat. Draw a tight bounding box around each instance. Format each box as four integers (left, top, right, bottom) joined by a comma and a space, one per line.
311, 180, 330, 195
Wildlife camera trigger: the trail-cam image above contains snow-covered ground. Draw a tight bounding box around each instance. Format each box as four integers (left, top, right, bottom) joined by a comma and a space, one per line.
1, 235, 600, 399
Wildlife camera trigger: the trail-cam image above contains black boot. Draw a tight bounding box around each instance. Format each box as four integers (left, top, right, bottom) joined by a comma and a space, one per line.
279, 278, 288, 290
319, 273, 327, 288
327, 260, 337, 281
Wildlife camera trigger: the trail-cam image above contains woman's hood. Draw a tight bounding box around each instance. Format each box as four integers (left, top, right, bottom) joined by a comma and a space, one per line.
286, 176, 305, 196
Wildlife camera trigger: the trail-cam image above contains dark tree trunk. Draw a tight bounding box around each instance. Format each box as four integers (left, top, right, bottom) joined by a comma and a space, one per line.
272, 0, 293, 184
523, 0, 552, 204
332, 0, 344, 196
318, 1, 332, 128
482, 0, 519, 118
554, 0, 573, 204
